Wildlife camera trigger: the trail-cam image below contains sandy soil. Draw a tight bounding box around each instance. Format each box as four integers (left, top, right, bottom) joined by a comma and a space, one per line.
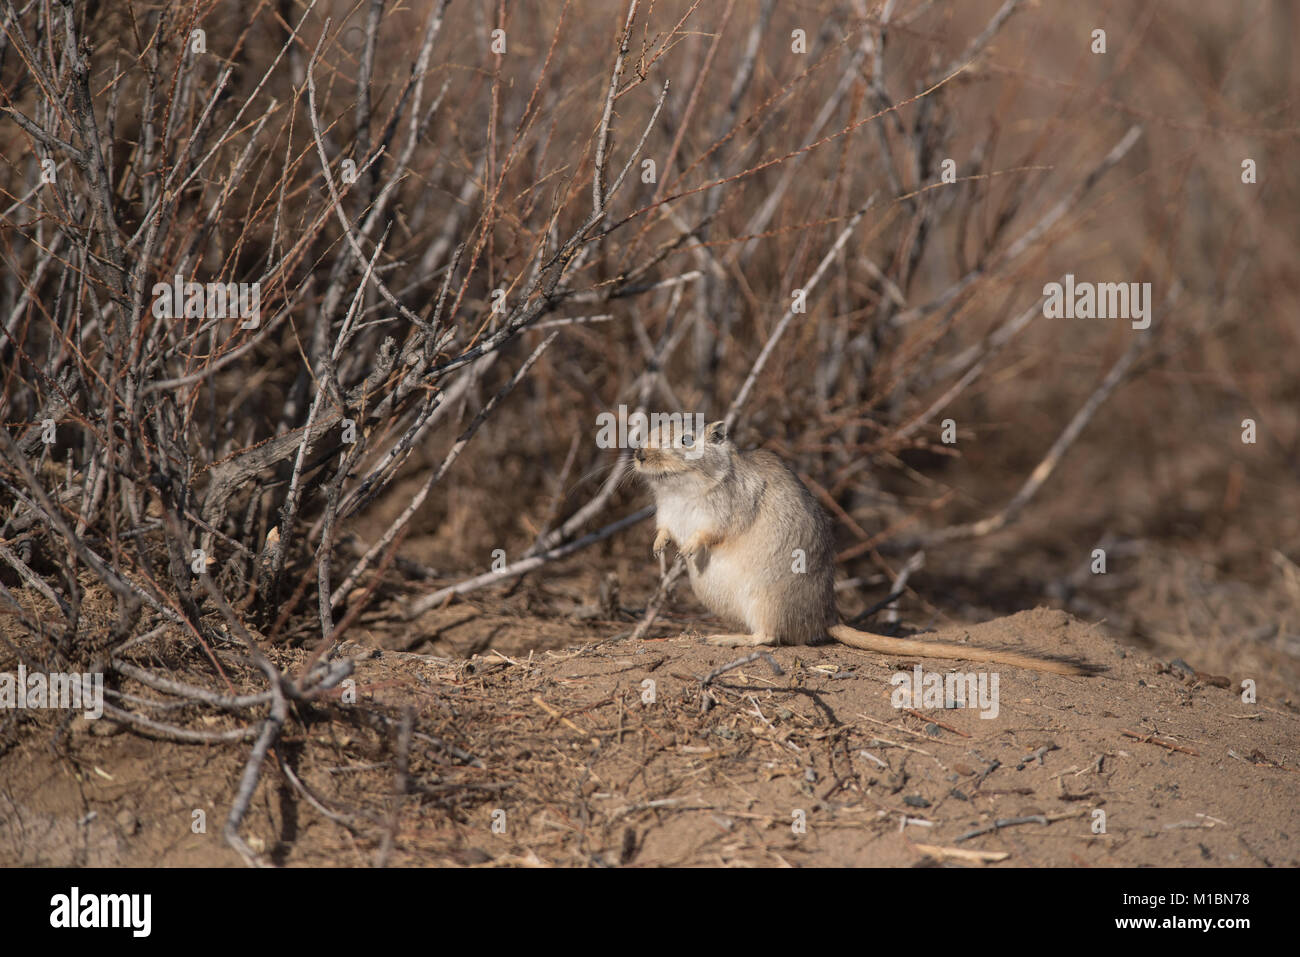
2, 606, 1296, 867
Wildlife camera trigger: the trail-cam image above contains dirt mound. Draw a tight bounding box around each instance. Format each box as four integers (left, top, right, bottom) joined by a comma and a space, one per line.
2, 608, 1295, 867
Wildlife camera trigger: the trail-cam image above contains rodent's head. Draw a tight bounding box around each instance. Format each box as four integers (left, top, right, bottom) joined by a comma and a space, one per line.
632, 419, 734, 482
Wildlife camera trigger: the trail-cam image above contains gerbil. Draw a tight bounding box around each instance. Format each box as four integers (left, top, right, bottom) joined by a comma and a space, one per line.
632, 420, 1084, 676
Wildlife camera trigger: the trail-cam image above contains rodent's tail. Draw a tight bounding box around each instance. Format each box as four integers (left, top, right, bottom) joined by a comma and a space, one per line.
828, 625, 1086, 676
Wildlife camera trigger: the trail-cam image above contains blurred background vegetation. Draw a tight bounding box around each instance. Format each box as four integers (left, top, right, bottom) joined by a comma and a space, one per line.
1, 0, 1296, 698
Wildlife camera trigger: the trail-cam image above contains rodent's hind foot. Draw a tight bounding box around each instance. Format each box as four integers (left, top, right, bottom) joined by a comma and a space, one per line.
705, 633, 776, 647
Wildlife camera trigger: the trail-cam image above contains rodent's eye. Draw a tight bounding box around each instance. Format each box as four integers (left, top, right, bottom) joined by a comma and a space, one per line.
680, 434, 695, 448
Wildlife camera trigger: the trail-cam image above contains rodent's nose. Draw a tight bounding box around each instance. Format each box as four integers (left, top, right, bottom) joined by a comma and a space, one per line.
634, 448, 645, 463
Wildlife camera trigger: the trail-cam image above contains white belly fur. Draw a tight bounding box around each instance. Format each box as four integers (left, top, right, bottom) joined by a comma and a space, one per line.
687, 541, 755, 630
658, 490, 756, 630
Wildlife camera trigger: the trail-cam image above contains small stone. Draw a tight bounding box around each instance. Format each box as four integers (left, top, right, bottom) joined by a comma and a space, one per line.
462, 847, 492, 865
90, 719, 124, 737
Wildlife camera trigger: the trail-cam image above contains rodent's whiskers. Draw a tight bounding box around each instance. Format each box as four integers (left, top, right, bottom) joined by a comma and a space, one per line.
559, 449, 635, 502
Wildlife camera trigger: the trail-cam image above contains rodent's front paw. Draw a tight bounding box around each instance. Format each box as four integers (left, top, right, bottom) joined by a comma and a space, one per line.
652, 528, 671, 558
679, 534, 706, 559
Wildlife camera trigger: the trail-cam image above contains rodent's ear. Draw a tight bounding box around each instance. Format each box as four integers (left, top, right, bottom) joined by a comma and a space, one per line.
704, 420, 727, 443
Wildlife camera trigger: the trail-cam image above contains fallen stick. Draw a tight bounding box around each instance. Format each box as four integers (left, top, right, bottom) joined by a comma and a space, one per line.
533, 695, 587, 734
701, 651, 785, 687
903, 708, 970, 738
955, 809, 1085, 843
911, 842, 1010, 864
1121, 729, 1199, 756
